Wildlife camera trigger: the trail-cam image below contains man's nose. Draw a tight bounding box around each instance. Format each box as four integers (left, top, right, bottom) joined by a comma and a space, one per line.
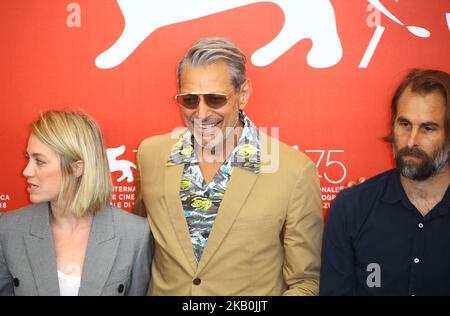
196, 96, 210, 119
407, 127, 420, 148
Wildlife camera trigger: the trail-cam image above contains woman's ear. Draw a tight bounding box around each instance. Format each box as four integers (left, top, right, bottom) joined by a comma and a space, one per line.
71, 160, 84, 178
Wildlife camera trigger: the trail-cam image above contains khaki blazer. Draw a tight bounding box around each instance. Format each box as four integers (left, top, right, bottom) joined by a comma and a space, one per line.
135, 132, 323, 295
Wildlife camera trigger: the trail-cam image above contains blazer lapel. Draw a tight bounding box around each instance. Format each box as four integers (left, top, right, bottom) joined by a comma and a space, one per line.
164, 163, 197, 274
24, 203, 60, 296
196, 167, 258, 274
78, 207, 119, 296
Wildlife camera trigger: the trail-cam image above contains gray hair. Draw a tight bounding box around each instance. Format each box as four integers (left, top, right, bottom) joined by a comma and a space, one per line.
177, 37, 247, 92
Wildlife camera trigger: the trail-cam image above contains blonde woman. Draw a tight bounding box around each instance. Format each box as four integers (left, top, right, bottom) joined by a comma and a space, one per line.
0, 110, 151, 296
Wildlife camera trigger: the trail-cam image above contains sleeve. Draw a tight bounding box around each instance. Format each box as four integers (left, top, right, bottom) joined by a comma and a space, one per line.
0, 217, 14, 296
319, 191, 356, 296
125, 219, 153, 296
282, 161, 324, 296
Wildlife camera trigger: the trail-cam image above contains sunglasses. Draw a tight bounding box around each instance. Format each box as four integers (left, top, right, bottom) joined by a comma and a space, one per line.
174, 92, 232, 110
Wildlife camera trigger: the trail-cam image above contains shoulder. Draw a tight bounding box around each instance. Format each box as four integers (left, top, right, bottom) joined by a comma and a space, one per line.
328, 169, 395, 222
0, 204, 44, 234
336, 169, 394, 203
109, 206, 150, 237
260, 134, 316, 177
137, 132, 180, 165
138, 132, 179, 153
279, 140, 314, 168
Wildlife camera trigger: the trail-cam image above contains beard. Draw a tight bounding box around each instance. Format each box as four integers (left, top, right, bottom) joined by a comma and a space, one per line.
394, 143, 450, 181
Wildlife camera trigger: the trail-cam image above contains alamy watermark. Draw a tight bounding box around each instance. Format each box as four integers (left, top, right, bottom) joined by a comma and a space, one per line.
366, 263, 381, 288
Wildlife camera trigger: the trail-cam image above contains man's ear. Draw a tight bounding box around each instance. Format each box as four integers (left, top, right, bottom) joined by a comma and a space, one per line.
239, 79, 252, 110
71, 160, 84, 178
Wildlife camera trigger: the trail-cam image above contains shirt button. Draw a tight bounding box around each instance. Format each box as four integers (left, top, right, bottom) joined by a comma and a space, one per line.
13, 278, 20, 287
118, 284, 124, 294
414, 258, 420, 264
193, 278, 201, 285
418, 223, 423, 228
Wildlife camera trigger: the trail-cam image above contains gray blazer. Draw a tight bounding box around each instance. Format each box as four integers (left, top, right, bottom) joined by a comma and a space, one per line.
0, 203, 152, 296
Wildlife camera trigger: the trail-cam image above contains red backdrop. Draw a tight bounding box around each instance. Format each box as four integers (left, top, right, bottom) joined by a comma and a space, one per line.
1, 0, 449, 219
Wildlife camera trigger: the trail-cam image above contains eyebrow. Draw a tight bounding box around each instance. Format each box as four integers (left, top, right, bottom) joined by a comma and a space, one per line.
25, 152, 47, 159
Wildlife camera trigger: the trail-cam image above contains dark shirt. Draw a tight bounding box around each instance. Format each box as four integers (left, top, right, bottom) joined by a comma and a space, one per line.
320, 169, 450, 296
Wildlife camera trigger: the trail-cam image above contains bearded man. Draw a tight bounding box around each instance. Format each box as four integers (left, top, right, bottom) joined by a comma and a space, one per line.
320, 69, 450, 296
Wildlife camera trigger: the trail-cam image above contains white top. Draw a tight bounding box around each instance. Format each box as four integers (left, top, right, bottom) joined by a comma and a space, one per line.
57, 271, 81, 296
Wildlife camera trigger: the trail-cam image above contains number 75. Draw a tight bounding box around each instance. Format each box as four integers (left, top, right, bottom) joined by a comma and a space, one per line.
305, 150, 347, 184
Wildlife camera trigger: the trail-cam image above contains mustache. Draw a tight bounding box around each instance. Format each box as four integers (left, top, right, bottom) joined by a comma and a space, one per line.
395, 146, 429, 160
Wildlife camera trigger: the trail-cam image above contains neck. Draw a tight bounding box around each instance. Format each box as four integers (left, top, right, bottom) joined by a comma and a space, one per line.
400, 165, 450, 215
50, 202, 93, 231
400, 165, 450, 197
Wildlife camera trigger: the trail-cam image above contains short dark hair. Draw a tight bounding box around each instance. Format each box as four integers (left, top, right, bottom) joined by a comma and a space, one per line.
385, 69, 450, 143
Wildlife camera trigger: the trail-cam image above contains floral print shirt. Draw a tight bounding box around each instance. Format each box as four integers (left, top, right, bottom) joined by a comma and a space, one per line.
166, 111, 260, 263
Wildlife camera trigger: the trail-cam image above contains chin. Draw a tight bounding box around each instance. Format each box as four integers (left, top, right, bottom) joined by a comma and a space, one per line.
29, 197, 44, 204
193, 133, 219, 147
29, 195, 52, 204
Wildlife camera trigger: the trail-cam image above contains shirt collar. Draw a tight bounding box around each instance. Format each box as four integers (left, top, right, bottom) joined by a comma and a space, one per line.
166, 111, 260, 173
381, 168, 450, 216
380, 169, 405, 204
437, 185, 450, 215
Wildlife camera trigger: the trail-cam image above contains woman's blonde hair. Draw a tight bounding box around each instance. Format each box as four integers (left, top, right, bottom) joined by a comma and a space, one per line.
31, 110, 113, 217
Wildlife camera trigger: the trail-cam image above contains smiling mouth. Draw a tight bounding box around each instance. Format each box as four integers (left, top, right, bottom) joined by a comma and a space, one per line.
194, 121, 222, 136
199, 123, 217, 128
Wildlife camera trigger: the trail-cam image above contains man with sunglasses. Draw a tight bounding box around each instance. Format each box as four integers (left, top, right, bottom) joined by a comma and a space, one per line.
134, 37, 323, 295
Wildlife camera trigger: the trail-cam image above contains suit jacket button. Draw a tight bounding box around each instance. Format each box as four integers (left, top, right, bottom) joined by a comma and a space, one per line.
118, 284, 124, 294
193, 278, 201, 285
13, 278, 20, 287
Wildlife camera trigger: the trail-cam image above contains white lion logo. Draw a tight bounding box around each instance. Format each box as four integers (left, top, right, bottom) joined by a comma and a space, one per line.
95, 0, 342, 69
107, 145, 136, 183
